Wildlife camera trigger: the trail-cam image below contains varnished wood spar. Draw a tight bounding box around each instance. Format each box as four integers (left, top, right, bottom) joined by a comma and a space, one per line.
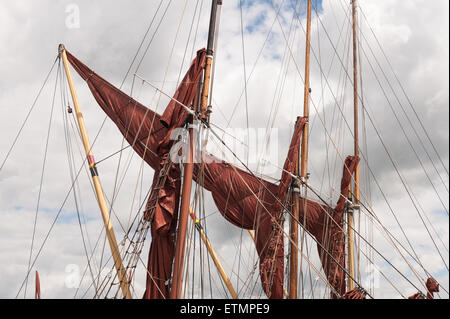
289, 162, 300, 299
59, 45, 132, 299
170, 124, 194, 299
170, 0, 221, 299
200, 0, 220, 121
200, 57, 213, 120
290, 0, 312, 299
190, 209, 238, 299
348, 0, 360, 291
300, 0, 312, 180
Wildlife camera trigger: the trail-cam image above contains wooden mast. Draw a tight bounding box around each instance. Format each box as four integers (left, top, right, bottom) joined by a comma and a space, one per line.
170, 0, 221, 299
290, 0, 312, 299
59, 45, 132, 299
348, 0, 360, 291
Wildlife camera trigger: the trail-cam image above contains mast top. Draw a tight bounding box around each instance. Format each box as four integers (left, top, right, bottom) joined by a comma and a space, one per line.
58, 44, 66, 54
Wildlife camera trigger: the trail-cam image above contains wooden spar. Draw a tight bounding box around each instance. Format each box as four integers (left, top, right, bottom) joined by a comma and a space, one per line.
59, 45, 132, 299
290, 0, 312, 299
348, 0, 360, 291
190, 209, 238, 299
170, 124, 194, 299
300, 0, 312, 180
289, 163, 300, 299
170, 0, 221, 299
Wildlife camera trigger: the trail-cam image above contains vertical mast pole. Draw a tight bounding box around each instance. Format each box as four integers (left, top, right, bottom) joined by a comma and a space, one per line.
348, 0, 360, 291
200, 0, 222, 121
290, 0, 312, 299
59, 45, 132, 299
170, 0, 221, 299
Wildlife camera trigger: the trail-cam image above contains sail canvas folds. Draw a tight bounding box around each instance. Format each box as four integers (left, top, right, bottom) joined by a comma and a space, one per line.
192, 116, 307, 299
297, 155, 359, 298
67, 49, 206, 298
66, 49, 358, 299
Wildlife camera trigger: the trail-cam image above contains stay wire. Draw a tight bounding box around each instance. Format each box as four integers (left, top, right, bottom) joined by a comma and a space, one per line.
0, 56, 59, 172
288, 0, 449, 274
357, 21, 449, 215
60, 65, 100, 294
239, 0, 250, 166
23, 58, 61, 298
357, 39, 450, 248
358, 4, 449, 179
333, 0, 449, 269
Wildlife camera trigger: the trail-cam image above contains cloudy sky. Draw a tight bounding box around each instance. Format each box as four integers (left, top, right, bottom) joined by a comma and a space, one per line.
0, 0, 448, 299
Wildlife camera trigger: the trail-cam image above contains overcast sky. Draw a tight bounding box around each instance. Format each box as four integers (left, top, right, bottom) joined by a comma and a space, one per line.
0, 0, 448, 299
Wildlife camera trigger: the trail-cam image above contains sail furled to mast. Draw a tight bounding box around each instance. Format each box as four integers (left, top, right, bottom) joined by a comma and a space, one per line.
66, 49, 357, 299
298, 155, 359, 298
193, 117, 308, 299
66, 49, 206, 299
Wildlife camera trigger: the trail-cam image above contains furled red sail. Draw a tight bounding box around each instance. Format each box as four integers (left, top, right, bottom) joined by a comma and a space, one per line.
342, 287, 367, 299
192, 117, 307, 299
66, 49, 356, 299
298, 155, 359, 298
408, 277, 439, 299
66, 49, 206, 299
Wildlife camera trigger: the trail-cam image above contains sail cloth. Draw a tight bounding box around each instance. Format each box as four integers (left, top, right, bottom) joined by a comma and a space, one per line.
193, 117, 308, 299
342, 287, 367, 299
408, 277, 439, 299
66, 49, 357, 299
298, 155, 359, 298
66, 49, 206, 299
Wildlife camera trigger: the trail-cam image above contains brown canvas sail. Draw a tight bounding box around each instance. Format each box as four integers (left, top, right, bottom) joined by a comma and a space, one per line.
66, 50, 356, 299
66, 49, 205, 299
297, 155, 359, 298
191, 116, 307, 298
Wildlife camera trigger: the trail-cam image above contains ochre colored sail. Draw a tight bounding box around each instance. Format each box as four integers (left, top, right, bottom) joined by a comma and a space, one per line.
66, 49, 356, 299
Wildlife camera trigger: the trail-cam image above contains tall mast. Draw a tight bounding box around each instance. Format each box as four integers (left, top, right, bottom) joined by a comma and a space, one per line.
59, 45, 132, 299
200, 0, 222, 121
290, 0, 312, 299
170, 0, 222, 299
348, 0, 360, 291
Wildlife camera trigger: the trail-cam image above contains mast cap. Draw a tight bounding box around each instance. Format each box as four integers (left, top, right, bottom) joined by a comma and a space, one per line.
58, 44, 66, 54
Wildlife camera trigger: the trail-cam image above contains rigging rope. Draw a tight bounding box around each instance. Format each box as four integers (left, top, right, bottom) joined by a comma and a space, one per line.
358, 4, 449, 180
0, 56, 59, 173
286, 0, 449, 277
24, 59, 60, 298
